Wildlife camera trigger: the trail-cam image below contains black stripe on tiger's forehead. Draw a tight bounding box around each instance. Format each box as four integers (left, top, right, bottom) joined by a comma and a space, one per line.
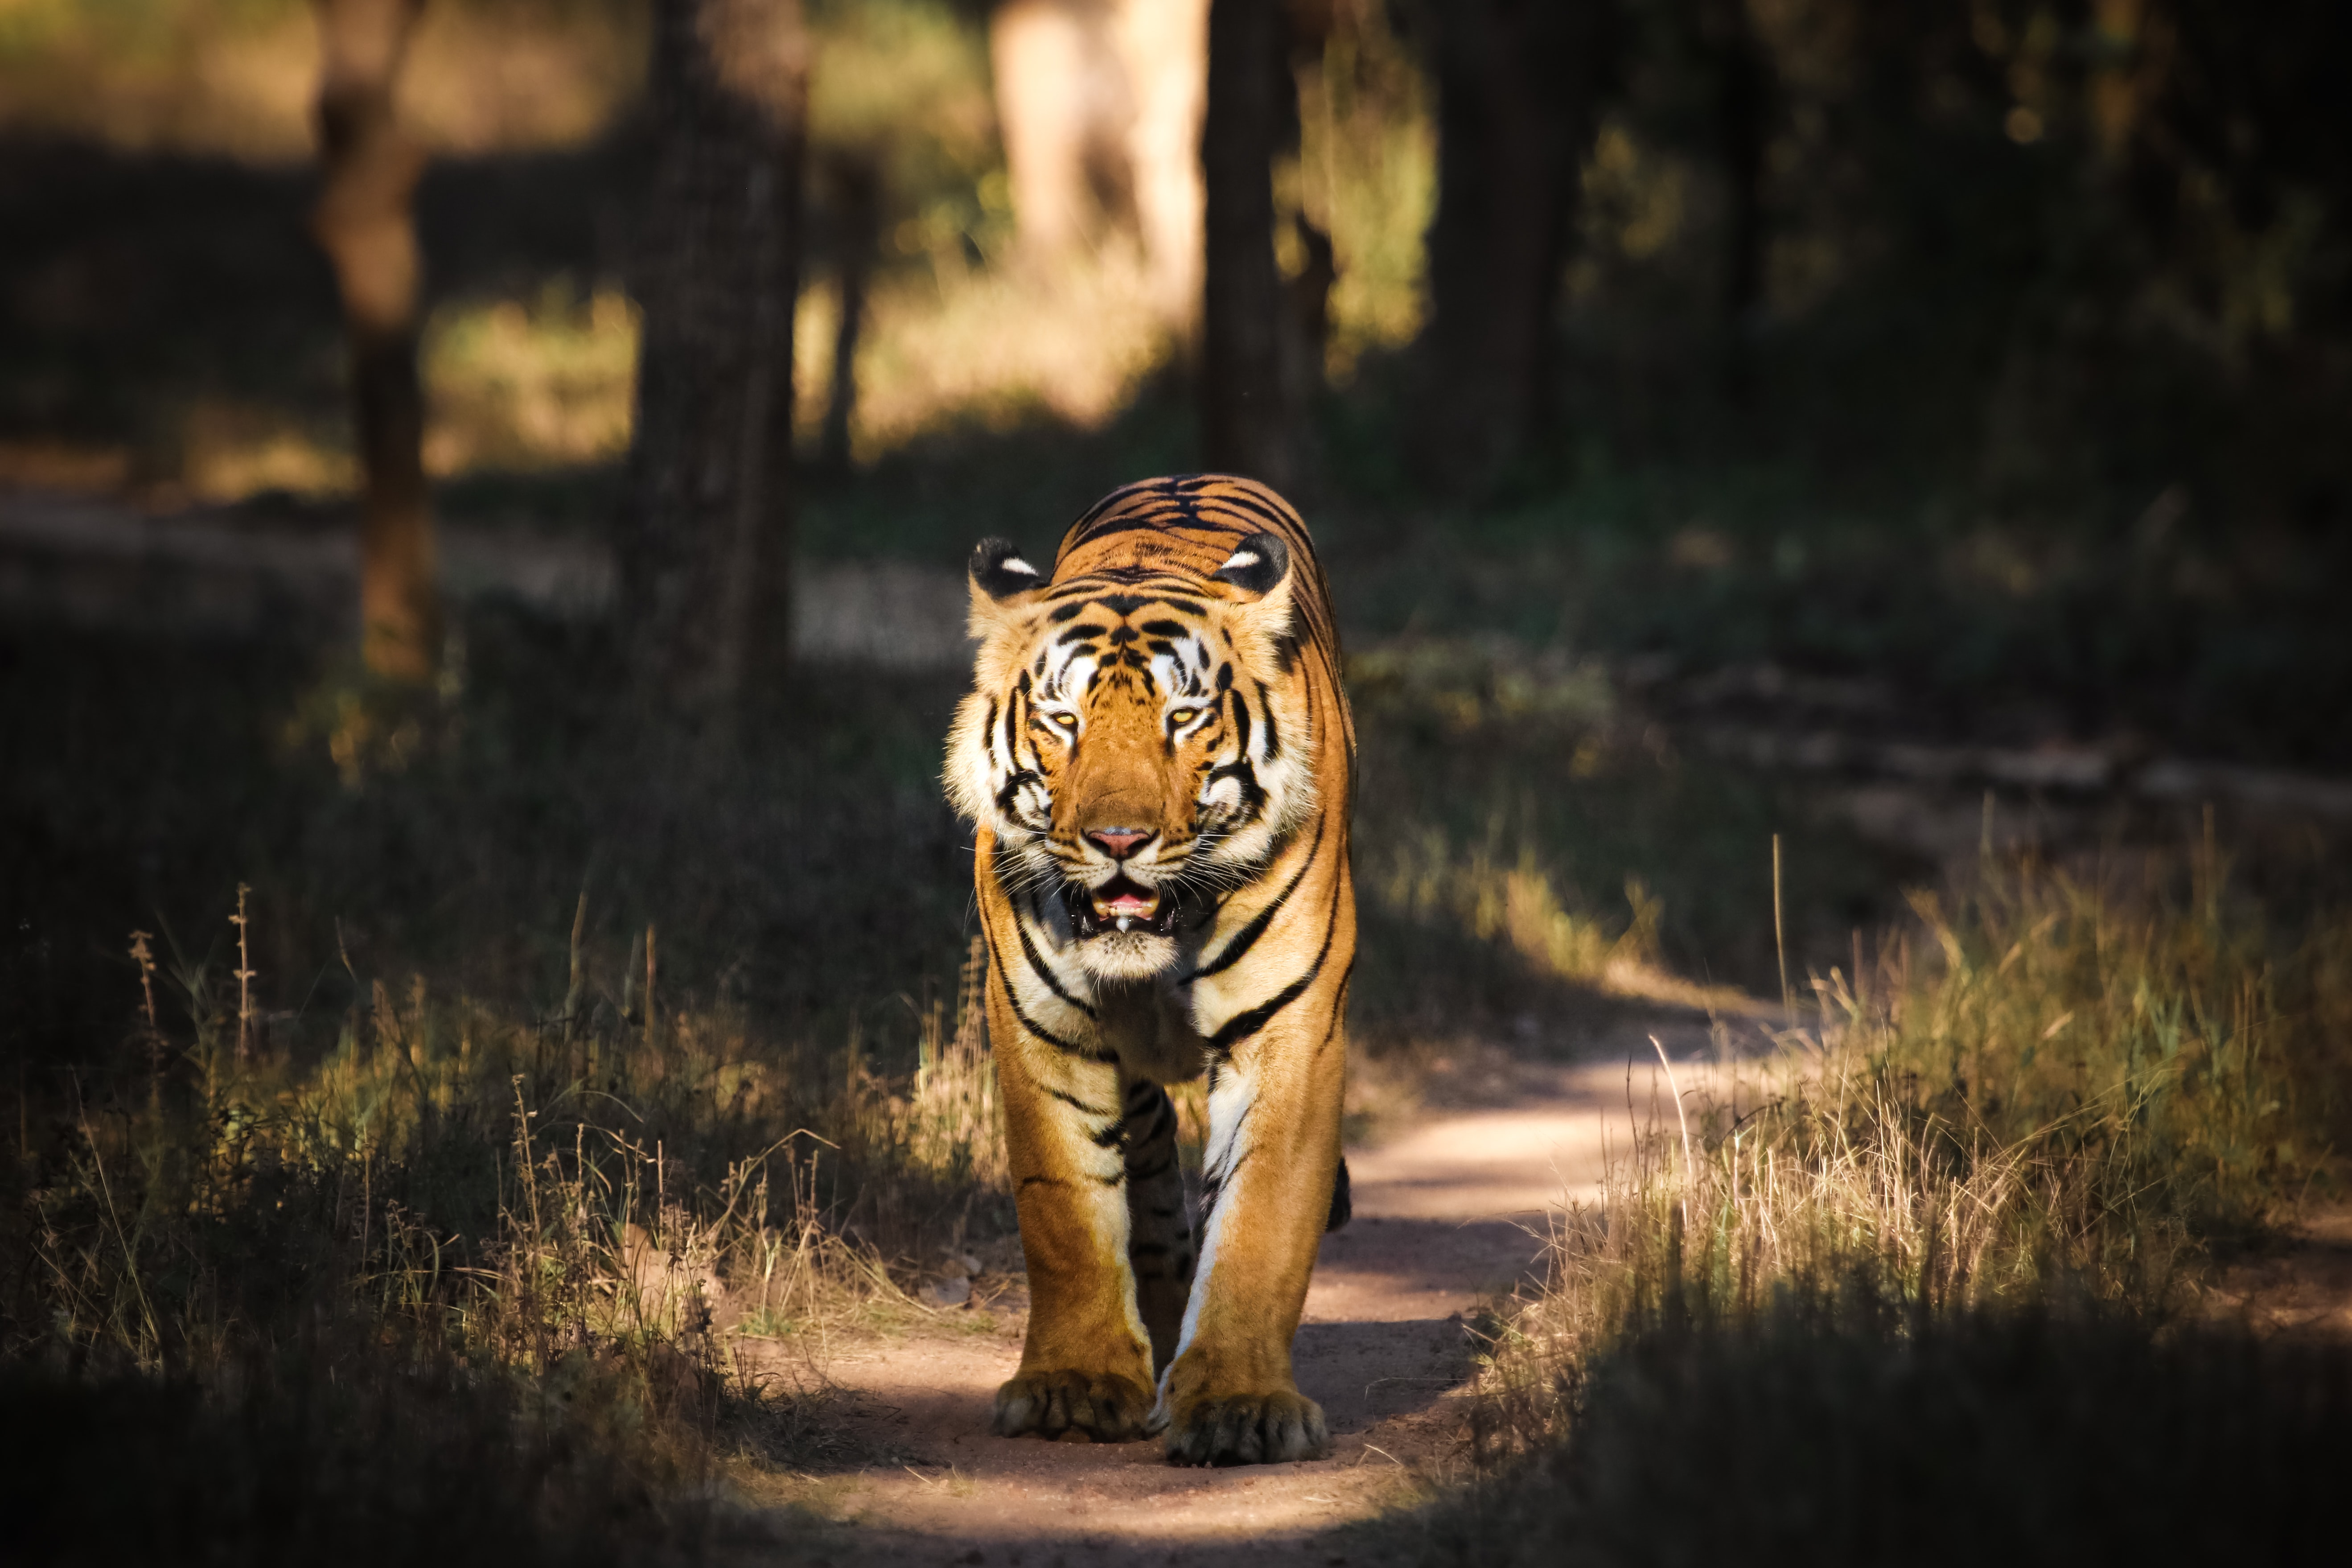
1052, 477, 1329, 611
1066, 472, 1296, 539
1043, 580, 1209, 619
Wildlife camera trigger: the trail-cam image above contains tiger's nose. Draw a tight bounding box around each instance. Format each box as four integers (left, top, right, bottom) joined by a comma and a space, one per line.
1085, 827, 1153, 860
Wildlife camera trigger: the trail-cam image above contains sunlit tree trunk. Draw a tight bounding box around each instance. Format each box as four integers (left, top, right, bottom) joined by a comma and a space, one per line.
310, 0, 438, 683
991, 1, 1208, 325
1411, 0, 1615, 490
621, 0, 808, 717
991, 0, 1132, 269
1200, 0, 1293, 488
1113, 0, 1211, 324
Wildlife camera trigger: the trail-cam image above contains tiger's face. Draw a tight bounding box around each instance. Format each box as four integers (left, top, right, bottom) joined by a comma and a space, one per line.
946, 534, 1317, 982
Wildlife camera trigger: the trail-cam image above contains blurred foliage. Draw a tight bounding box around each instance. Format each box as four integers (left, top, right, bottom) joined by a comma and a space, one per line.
1547, 0, 2352, 538
6, 0, 2350, 541
0, 0, 648, 158
805, 0, 997, 229
1289, 0, 1436, 378
424, 281, 641, 475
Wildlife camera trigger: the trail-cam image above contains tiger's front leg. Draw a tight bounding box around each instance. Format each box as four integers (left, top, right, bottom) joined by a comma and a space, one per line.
988, 974, 1158, 1443
1157, 1004, 1349, 1465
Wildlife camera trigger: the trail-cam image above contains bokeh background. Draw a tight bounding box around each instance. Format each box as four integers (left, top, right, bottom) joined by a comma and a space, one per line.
7, 0, 2352, 1156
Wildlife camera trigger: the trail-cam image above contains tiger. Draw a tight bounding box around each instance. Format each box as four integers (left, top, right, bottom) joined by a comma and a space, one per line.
944, 473, 1356, 1466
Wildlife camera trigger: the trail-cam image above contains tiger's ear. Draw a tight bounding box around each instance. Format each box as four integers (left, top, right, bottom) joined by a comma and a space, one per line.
971, 537, 1045, 601
968, 537, 1045, 640
1211, 532, 1290, 597
1213, 531, 1297, 650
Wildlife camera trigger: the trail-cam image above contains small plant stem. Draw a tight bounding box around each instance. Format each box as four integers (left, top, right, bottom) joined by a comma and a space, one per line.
1651, 1034, 1694, 1231
643, 922, 658, 1047
131, 930, 162, 1108
231, 884, 256, 1063
563, 889, 588, 1047
81, 1112, 161, 1358
1772, 834, 1791, 1019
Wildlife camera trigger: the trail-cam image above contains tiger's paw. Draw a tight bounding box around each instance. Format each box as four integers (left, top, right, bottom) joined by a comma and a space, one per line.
991, 1368, 1156, 1443
1162, 1388, 1329, 1466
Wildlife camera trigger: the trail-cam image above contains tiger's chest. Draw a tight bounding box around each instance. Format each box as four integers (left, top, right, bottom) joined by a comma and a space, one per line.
1090, 977, 1211, 1086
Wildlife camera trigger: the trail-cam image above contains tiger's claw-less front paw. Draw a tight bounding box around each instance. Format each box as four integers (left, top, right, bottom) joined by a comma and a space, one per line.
1163, 1388, 1329, 1466
992, 1369, 1157, 1443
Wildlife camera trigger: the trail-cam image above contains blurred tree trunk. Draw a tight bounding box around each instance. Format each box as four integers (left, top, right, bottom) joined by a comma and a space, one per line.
1705, 0, 1768, 402
991, 0, 1209, 327
1114, 0, 1212, 325
1278, 1, 1334, 459
1200, 0, 1293, 488
991, 0, 1131, 269
1410, 0, 1615, 490
622, 0, 808, 717
310, 0, 438, 683
818, 151, 878, 476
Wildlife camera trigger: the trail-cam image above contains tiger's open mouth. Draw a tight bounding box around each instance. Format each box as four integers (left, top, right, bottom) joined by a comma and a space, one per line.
1066, 873, 1182, 938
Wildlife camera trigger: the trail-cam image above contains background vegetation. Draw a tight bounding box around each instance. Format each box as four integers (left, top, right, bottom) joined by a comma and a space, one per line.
4, 0, 2350, 1559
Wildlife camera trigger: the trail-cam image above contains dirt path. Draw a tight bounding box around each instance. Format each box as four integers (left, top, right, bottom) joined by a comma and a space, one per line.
737, 1029, 1753, 1566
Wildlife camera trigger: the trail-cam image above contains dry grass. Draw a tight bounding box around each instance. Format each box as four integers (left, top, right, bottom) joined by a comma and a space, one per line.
1350, 636, 1754, 1023
26, 966, 1009, 1365
8, 902, 1010, 1555
1397, 855, 2352, 1564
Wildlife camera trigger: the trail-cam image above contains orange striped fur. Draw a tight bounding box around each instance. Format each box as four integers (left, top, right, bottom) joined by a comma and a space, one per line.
944, 474, 1355, 1464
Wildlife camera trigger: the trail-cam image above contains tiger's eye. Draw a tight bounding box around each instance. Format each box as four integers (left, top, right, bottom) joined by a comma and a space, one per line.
1053, 712, 1078, 729
1168, 708, 1198, 727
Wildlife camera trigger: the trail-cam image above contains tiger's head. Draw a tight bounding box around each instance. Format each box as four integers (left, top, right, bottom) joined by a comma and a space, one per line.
946, 532, 1319, 982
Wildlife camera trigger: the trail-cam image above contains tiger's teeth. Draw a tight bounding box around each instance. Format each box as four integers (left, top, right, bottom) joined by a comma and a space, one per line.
1116, 916, 1133, 932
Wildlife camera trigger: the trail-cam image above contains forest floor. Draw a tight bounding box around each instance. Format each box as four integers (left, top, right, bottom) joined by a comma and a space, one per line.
724, 993, 2352, 1568
11, 484, 2352, 1565
721, 1007, 1776, 1565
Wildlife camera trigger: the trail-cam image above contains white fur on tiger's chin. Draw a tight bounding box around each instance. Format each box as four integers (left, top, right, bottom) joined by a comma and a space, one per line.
1075, 928, 1178, 982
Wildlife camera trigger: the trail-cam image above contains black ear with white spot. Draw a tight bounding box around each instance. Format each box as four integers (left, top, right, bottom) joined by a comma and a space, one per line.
970, 537, 1044, 601
1211, 532, 1290, 597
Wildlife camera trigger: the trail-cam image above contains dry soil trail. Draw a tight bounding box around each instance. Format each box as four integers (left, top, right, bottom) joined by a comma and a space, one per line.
744, 1016, 1764, 1566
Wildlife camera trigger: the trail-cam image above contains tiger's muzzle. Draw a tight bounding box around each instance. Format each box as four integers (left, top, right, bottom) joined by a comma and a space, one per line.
1061, 872, 1196, 939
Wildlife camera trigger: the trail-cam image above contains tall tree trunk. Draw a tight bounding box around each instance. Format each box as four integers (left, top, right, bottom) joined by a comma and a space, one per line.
988, 1, 1209, 325
1706, 0, 1768, 402
991, 0, 1135, 271
622, 0, 808, 717
819, 151, 877, 476
1411, 0, 1615, 490
1278, 1, 1335, 457
1200, 0, 1293, 488
311, 0, 438, 683
1113, 0, 1212, 325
